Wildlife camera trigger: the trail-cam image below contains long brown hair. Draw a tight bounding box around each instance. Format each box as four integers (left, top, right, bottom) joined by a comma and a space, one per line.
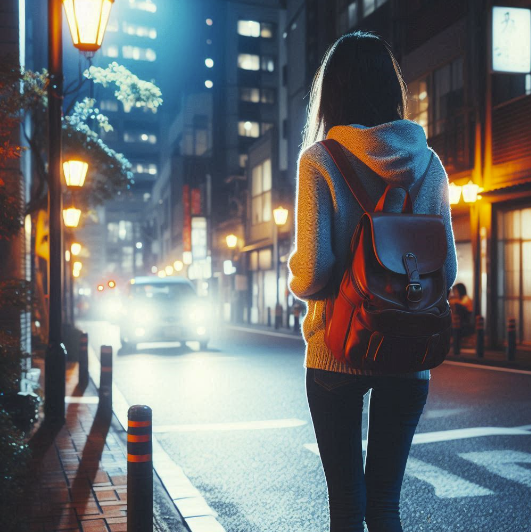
301, 31, 408, 154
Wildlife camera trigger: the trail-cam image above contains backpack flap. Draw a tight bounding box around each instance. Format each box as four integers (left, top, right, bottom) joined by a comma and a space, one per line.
367, 212, 447, 276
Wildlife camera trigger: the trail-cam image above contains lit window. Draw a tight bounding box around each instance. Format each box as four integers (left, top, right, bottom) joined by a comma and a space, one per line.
348, 2, 358, 28
129, 0, 157, 13
240, 87, 260, 102
408, 77, 429, 138
251, 159, 272, 225
239, 154, 248, 168
133, 163, 158, 176
238, 121, 259, 138
124, 132, 157, 144
122, 22, 157, 39
363, 0, 388, 17
261, 56, 275, 72
237, 20, 274, 38
104, 45, 119, 58
122, 45, 156, 61
100, 100, 118, 111
238, 20, 260, 37
238, 53, 260, 71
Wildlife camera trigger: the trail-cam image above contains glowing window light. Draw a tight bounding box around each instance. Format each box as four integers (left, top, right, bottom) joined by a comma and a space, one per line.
63, 159, 88, 187
63, 0, 115, 53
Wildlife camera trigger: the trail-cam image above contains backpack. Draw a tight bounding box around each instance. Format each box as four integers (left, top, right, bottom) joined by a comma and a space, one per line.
320, 139, 452, 374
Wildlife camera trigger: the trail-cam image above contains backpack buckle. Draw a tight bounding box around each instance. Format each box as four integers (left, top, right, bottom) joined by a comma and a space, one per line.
406, 282, 423, 303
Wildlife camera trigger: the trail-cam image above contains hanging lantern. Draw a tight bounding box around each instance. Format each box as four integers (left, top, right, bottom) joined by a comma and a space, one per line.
63, 0, 115, 53
462, 180, 481, 204
63, 207, 82, 228
63, 160, 88, 187
273, 206, 289, 226
71, 242, 82, 256
448, 183, 462, 205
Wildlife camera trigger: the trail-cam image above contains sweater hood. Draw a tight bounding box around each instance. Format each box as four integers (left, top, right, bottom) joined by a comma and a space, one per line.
326, 119, 432, 188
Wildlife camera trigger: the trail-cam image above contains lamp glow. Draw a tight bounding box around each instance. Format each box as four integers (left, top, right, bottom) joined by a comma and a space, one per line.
63, 159, 88, 187
183, 251, 193, 265
273, 206, 289, 226
97, 284, 104, 291
448, 183, 462, 205
165, 265, 174, 275
173, 260, 184, 272
73, 261, 82, 271
226, 234, 238, 248
462, 180, 481, 203
63, 0, 115, 53
108, 280, 116, 288
71, 242, 82, 256
63, 207, 82, 228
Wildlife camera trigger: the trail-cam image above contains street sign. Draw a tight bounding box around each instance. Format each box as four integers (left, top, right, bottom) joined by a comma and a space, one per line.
492, 6, 531, 74
191, 216, 208, 261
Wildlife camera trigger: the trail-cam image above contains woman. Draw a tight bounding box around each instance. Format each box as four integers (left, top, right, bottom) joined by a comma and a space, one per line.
287, 31, 458, 532
450, 283, 474, 336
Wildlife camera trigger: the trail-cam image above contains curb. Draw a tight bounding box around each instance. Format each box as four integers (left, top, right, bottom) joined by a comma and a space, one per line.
87, 345, 227, 532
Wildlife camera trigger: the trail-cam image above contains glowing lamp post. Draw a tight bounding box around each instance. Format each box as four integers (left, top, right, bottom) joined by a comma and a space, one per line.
273, 207, 289, 327
46, 0, 112, 423
462, 181, 481, 204
226, 234, 238, 249
63, 0, 115, 54
63, 160, 88, 187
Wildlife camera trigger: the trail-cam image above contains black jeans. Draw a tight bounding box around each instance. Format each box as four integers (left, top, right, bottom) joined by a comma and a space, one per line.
306, 368, 429, 532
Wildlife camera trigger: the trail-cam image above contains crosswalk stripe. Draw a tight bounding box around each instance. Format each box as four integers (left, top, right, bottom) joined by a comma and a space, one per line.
405, 458, 494, 498
459, 450, 531, 489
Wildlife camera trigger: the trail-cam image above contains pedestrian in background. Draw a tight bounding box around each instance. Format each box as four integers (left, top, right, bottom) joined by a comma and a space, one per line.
288, 31, 457, 532
450, 282, 474, 336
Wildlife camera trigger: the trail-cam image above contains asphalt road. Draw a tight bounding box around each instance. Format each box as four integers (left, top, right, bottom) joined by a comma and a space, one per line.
82, 320, 531, 532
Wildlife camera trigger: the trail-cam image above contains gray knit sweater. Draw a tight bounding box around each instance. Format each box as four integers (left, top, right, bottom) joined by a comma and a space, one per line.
287, 120, 458, 379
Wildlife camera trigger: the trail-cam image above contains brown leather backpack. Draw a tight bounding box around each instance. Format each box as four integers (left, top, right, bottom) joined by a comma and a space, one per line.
320, 139, 452, 374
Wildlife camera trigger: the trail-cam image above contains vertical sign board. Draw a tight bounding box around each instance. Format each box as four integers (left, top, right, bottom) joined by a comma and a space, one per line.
492, 6, 531, 73
191, 188, 202, 215
183, 185, 191, 252
191, 216, 208, 261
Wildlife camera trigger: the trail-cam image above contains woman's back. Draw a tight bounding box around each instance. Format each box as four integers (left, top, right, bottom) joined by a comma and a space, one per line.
288, 118, 457, 376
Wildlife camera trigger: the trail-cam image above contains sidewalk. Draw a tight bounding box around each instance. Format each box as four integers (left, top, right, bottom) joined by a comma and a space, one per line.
22, 361, 187, 532
227, 322, 531, 372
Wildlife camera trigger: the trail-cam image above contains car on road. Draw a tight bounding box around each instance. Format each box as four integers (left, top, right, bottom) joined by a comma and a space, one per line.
119, 276, 211, 351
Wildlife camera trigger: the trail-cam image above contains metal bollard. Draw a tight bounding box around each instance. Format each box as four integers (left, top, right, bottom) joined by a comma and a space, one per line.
267, 307, 271, 327
127, 405, 153, 532
451, 313, 461, 355
99, 346, 113, 412
475, 316, 484, 359
507, 317, 516, 361
79, 333, 89, 387
275, 303, 282, 330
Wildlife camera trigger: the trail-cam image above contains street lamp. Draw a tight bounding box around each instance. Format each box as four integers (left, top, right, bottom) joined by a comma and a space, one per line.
71, 242, 82, 256
462, 180, 481, 204
45, 0, 112, 424
226, 234, 237, 249
63, 0, 115, 54
449, 182, 462, 205
63, 159, 88, 187
273, 207, 289, 328
63, 206, 82, 228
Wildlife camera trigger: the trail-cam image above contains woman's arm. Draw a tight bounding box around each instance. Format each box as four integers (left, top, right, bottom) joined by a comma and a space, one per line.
288, 150, 336, 300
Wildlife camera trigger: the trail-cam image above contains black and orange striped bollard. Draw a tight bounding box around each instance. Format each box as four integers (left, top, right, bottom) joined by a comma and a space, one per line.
451, 313, 461, 356
475, 316, 484, 359
79, 333, 89, 387
507, 317, 516, 361
127, 405, 153, 532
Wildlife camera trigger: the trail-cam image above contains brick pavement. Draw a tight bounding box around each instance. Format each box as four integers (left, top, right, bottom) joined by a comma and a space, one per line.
22, 363, 142, 532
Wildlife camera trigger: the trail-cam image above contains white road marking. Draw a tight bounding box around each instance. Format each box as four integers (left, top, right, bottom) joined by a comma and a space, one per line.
405, 458, 494, 498
443, 360, 531, 376
65, 396, 99, 404
423, 408, 468, 419
305, 425, 531, 456
459, 450, 531, 489
154, 418, 307, 433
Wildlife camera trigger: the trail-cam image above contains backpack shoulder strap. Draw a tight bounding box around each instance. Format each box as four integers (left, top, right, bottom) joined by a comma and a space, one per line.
409, 151, 434, 206
320, 139, 375, 213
